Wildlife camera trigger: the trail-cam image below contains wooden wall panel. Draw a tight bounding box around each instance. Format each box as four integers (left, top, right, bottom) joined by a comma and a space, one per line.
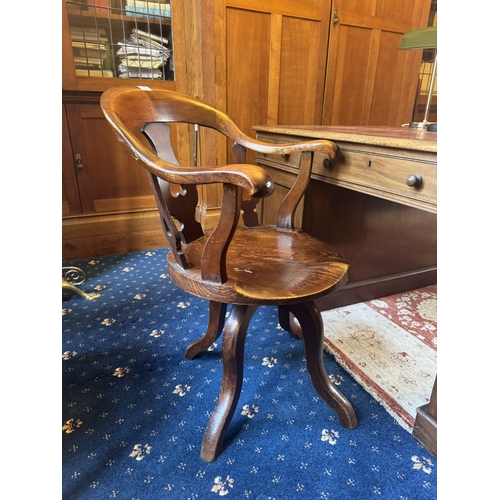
226, 8, 271, 164
369, 31, 412, 126
278, 16, 323, 125
322, 0, 432, 126
327, 25, 373, 125
62, 105, 82, 215
217, 0, 332, 165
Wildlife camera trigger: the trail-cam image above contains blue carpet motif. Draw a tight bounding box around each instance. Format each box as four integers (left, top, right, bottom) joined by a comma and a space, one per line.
62, 248, 437, 499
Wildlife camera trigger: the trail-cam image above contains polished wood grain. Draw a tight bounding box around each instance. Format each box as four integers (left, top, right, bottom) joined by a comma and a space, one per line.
214, 0, 332, 172
62, 105, 82, 215
62, 210, 166, 260
412, 377, 437, 458
254, 129, 437, 214
252, 123, 437, 457
254, 125, 438, 153
323, 0, 432, 126
101, 88, 357, 462
253, 124, 437, 308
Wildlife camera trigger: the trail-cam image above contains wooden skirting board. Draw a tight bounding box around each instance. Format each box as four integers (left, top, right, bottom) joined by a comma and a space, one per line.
62, 210, 167, 261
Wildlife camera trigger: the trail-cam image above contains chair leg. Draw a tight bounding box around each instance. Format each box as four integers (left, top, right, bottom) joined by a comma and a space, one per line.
200, 304, 258, 462
184, 301, 227, 360
286, 302, 358, 430
278, 308, 302, 340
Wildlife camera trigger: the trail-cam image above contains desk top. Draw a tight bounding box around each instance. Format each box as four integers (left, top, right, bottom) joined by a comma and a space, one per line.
253, 125, 437, 153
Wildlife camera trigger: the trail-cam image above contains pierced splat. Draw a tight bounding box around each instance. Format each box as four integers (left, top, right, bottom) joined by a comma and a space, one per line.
142, 122, 204, 268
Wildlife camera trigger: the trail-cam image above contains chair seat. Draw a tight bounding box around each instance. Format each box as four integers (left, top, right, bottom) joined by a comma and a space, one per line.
167, 225, 349, 305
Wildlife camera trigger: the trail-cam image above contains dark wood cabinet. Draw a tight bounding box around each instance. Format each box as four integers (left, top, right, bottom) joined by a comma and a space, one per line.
62, 93, 169, 260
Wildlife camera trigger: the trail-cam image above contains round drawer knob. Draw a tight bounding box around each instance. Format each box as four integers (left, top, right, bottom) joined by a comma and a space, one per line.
406, 174, 423, 187
323, 158, 335, 169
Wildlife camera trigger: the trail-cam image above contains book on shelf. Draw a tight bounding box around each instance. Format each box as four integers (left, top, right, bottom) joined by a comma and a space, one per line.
74, 56, 106, 67
125, 0, 171, 18
73, 47, 108, 59
71, 41, 108, 51
76, 68, 113, 78
132, 29, 169, 49
116, 45, 163, 58
118, 66, 163, 79
70, 26, 108, 43
119, 57, 165, 69
126, 0, 169, 6
127, 0, 170, 7
125, 6, 170, 18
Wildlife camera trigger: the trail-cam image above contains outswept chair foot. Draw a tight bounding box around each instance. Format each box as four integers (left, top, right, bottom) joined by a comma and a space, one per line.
185, 301, 227, 360
200, 304, 258, 462
284, 302, 358, 430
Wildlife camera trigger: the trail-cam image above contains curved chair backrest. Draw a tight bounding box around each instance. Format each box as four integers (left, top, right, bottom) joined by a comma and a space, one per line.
101, 87, 340, 277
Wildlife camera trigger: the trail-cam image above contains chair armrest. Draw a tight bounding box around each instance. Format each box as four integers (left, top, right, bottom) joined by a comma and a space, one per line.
238, 135, 340, 160
104, 109, 274, 199
219, 117, 340, 160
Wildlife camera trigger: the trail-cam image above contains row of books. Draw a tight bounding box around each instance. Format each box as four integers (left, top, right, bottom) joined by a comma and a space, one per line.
117, 28, 171, 79
69, 25, 113, 78
125, 0, 171, 18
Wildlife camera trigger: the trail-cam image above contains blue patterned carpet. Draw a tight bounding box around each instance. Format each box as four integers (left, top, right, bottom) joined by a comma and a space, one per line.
62, 248, 437, 499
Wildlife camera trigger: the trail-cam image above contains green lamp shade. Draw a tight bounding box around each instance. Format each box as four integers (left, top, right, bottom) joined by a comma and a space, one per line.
399, 27, 437, 50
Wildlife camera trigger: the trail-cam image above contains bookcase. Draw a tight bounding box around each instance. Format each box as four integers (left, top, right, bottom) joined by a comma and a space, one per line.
62, 0, 182, 259
63, 0, 175, 90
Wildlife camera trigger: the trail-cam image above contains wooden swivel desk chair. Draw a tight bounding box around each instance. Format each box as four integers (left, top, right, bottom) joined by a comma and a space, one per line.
100, 87, 357, 462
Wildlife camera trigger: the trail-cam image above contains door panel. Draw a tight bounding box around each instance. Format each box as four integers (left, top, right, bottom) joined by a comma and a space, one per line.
218, 0, 332, 165
66, 102, 159, 214
62, 105, 82, 215
278, 16, 323, 125
226, 7, 271, 166
323, 0, 432, 126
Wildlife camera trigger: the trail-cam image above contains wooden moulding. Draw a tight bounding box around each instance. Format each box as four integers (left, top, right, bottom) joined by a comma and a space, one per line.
412, 404, 437, 458
412, 377, 437, 458
62, 210, 167, 260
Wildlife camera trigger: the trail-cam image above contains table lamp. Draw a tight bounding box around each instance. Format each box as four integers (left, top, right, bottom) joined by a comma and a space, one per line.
399, 26, 437, 130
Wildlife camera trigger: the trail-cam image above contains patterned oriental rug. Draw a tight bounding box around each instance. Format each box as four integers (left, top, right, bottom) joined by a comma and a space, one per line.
322, 286, 437, 432
62, 248, 437, 499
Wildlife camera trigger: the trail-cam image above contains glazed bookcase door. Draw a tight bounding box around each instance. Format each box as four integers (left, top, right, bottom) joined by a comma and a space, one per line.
63, 0, 176, 91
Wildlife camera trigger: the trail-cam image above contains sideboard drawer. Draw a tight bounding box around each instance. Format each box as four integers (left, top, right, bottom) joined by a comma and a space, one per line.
255, 134, 436, 213
256, 150, 302, 171
312, 148, 436, 210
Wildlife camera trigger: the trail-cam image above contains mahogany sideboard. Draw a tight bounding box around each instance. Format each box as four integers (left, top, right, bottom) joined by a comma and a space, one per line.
253, 125, 437, 457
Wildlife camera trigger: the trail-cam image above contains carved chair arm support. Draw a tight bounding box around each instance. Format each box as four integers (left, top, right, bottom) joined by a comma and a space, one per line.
200, 183, 242, 283
229, 133, 340, 230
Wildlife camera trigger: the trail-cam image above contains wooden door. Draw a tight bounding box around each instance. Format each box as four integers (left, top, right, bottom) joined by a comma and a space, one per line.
214, 0, 333, 165
64, 101, 159, 214
322, 0, 432, 126
63, 105, 83, 215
